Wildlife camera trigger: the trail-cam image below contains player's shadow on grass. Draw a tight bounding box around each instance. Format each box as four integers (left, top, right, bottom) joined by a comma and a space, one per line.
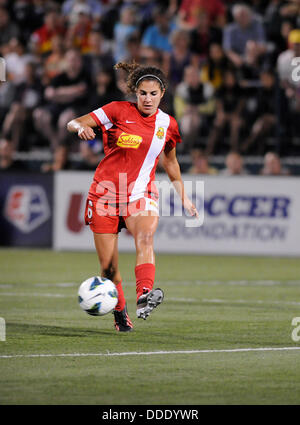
7, 322, 113, 337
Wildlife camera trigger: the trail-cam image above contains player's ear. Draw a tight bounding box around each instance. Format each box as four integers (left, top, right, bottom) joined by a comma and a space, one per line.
160, 88, 165, 99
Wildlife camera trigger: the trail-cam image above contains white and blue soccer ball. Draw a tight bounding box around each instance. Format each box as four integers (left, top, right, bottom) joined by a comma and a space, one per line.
78, 276, 118, 316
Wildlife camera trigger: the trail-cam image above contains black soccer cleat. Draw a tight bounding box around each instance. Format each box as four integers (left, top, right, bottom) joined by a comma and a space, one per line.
113, 305, 133, 332
136, 288, 164, 320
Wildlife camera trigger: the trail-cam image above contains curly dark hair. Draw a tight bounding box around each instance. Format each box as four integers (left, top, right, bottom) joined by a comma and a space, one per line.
114, 62, 167, 93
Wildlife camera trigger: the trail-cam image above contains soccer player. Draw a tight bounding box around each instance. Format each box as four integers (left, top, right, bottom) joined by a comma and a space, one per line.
67, 62, 198, 332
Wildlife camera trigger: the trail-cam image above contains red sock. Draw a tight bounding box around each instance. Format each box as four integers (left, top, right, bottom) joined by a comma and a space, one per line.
114, 281, 126, 311
135, 263, 155, 302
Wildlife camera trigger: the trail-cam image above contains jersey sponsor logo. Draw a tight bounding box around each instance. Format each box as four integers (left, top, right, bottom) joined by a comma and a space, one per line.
116, 132, 142, 149
156, 127, 165, 139
4, 185, 51, 233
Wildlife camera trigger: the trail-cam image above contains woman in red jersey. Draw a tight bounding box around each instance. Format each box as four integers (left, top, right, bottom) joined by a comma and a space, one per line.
67, 62, 198, 332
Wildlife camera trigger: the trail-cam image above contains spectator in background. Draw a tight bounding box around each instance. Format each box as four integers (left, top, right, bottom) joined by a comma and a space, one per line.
65, 4, 93, 54
264, 0, 284, 46
178, 0, 226, 30
43, 34, 66, 84
264, 2, 296, 66
2, 62, 43, 151
240, 69, 276, 155
260, 152, 290, 176
219, 151, 248, 175
83, 30, 114, 81
62, 0, 103, 23
200, 43, 228, 90
188, 148, 218, 175
237, 38, 265, 129
113, 5, 138, 62
135, 0, 158, 36
124, 34, 142, 64
89, 68, 124, 111
141, 5, 176, 54
264, 0, 294, 66
12, 0, 46, 40
0, 138, 26, 171
30, 9, 65, 56
98, 0, 122, 41
0, 7, 20, 48
223, 3, 266, 68
238, 39, 264, 91
33, 48, 91, 171
189, 9, 223, 66
4, 38, 35, 85
174, 65, 215, 154
206, 68, 244, 155
139, 46, 163, 68
163, 29, 192, 90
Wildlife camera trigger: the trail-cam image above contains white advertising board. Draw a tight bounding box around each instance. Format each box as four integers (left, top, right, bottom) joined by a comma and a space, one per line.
54, 171, 300, 256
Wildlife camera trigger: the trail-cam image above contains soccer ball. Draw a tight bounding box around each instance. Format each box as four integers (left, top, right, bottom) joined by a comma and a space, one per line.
78, 276, 118, 316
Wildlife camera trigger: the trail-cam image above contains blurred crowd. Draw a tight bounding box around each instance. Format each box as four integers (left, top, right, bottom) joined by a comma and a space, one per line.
0, 0, 299, 175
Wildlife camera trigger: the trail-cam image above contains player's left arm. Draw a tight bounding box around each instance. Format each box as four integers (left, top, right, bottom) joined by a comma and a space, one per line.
162, 147, 199, 218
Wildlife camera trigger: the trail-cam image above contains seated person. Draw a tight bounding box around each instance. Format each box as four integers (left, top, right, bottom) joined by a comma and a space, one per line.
219, 151, 248, 176
188, 149, 218, 175
260, 152, 290, 176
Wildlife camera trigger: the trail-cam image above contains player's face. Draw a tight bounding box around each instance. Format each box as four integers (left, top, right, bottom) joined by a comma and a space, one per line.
136, 80, 165, 116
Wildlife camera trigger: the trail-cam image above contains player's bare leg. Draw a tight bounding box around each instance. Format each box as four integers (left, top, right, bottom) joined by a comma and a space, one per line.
93, 233, 133, 332
125, 212, 158, 265
125, 212, 164, 320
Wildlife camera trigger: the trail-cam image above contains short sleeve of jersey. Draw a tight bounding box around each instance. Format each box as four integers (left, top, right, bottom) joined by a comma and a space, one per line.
164, 116, 182, 153
90, 101, 118, 131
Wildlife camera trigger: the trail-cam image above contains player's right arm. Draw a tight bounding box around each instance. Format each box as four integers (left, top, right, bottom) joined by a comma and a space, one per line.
67, 113, 97, 141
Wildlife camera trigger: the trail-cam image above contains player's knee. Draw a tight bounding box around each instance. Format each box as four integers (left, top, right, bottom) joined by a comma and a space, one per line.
136, 230, 154, 248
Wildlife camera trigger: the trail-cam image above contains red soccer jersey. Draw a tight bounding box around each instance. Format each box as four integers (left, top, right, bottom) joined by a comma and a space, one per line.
89, 101, 182, 204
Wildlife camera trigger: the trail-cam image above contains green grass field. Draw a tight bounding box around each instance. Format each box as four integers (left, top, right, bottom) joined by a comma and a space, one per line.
0, 248, 300, 405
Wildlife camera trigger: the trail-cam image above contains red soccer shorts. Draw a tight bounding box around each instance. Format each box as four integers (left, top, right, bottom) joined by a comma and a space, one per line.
84, 196, 159, 234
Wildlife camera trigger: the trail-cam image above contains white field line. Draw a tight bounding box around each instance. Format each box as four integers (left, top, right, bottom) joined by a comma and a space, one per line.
1, 347, 300, 359
0, 291, 299, 307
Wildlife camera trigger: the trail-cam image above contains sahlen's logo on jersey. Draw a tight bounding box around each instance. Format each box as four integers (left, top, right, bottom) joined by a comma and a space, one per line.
117, 132, 142, 149
4, 185, 51, 233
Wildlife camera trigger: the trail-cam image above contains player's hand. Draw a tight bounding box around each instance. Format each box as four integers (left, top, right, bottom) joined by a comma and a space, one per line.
78, 126, 96, 141
184, 198, 199, 218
